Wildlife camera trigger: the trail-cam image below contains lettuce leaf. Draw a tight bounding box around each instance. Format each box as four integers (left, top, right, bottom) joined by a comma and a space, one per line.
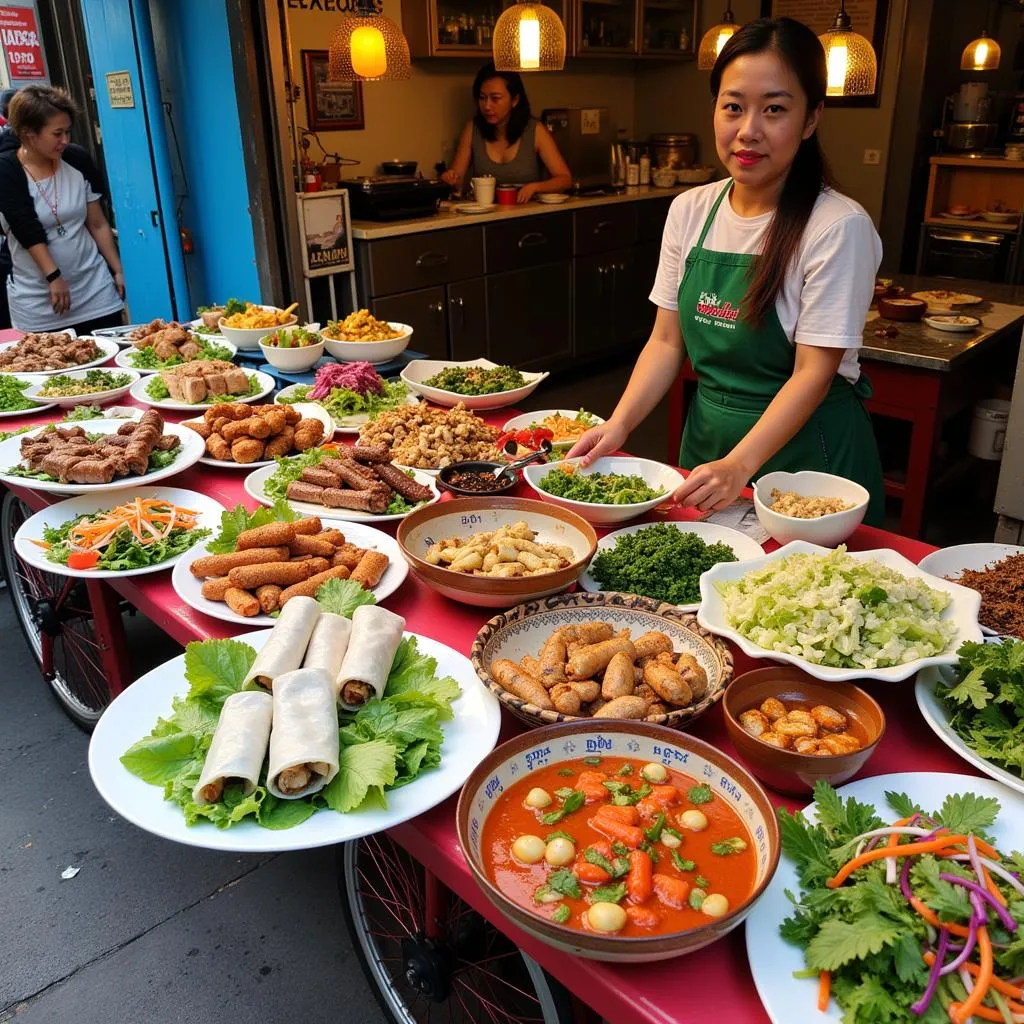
316, 577, 377, 617
207, 500, 297, 554
184, 638, 256, 707
321, 740, 398, 813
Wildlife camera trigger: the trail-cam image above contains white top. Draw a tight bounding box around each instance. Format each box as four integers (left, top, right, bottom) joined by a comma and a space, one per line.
2, 160, 123, 331
649, 181, 882, 383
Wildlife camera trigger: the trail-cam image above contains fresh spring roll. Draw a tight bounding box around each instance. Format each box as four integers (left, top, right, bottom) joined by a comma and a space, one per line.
266, 668, 340, 799
302, 612, 352, 695
336, 604, 406, 709
192, 690, 274, 805
243, 595, 321, 689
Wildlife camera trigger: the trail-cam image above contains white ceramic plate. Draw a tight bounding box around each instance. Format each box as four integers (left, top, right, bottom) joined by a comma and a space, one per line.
535, 193, 569, 204
129, 368, 275, 411
0, 372, 55, 417
918, 543, 1024, 637
88, 629, 501, 852
578, 520, 765, 611
746, 772, 1024, 1024
521, 455, 684, 526
916, 666, 1024, 797
22, 367, 140, 408
244, 461, 441, 523
275, 383, 418, 434
500, 409, 605, 449
172, 519, 409, 626
0, 418, 206, 495
697, 540, 983, 682
401, 358, 549, 411
186, 402, 335, 470
13, 486, 225, 580
0, 336, 118, 376
454, 203, 499, 214
114, 337, 238, 374
922, 315, 981, 332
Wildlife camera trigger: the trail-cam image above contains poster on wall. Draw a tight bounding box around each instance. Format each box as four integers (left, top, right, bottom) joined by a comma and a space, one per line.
760, 0, 888, 107
296, 191, 354, 278
0, 4, 46, 81
302, 49, 364, 131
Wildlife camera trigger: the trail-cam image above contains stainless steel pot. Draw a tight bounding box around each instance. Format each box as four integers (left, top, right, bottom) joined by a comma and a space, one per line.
381, 160, 418, 176
945, 122, 999, 153
649, 132, 697, 170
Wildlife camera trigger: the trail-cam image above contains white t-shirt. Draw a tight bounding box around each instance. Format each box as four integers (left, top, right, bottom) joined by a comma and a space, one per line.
2, 160, 123, 331
649, 181, 882, 383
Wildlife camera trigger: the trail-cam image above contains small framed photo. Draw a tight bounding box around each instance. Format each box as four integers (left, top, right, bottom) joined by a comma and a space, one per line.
302, 49, 364, 131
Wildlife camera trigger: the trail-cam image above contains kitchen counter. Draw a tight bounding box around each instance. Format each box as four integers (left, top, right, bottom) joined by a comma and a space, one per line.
350, 184, 691, 240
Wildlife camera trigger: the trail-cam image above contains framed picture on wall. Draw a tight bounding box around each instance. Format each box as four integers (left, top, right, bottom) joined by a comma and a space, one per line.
302, 50, 364, 131
759, 0, 889, 108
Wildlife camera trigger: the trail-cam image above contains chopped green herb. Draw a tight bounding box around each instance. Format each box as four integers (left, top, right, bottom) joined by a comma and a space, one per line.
611, 783, 652, 806
546, 869, 581, 900
602, 780, 628, 794
554, 787, 575, 800
557, 768, 575, 777
662, 826, 682, 841
687, 784, 713, 805
638, 840, 660, 864
616, 763, 634, 777
582, 756, 603, 766
551, 904, 571, 924
671, 851, 696, 872
585, 847, 626, 878
688, 887, 707, 911
710, 837, 748, 856
695, 875, 710, 889
644, 812, 666, 843
611, 841, 629, 857
588, 882, 627, 905
545, 831, 575, 844
533, 884, 561, 904
541, 789, 585, 825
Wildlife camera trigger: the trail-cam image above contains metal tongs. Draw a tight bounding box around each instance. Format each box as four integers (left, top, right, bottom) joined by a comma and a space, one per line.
496, 437, 553, 480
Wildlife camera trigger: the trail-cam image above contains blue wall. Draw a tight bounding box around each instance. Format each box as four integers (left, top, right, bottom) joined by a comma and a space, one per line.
147, 0, 261, 307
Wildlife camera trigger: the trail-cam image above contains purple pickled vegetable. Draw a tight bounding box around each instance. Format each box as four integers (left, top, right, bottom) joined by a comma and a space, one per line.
912, 926, 950, 1015
900, 857, 915, 900
939, 872, 1018, 932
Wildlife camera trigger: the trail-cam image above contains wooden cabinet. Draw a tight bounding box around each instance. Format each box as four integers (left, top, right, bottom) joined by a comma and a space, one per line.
487, 262, 572, 370
637, 0, 695, 57
574, 204, 636, 255
573, 243, 653, 356
448, 278, 487, 360
371, 287, 450, 359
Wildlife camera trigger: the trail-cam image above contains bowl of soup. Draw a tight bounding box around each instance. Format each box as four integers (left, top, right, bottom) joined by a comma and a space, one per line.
456, 720, 781, 962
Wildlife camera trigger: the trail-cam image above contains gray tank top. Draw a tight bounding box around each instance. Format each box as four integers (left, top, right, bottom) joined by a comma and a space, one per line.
470, 118, 543, 184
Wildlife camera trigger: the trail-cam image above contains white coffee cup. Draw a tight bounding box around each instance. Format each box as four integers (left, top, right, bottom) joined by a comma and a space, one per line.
471, 176, 496, 206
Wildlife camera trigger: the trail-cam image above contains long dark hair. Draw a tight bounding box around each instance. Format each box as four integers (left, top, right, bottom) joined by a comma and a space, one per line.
472, 62, 532, 144
710, 18, 834, 326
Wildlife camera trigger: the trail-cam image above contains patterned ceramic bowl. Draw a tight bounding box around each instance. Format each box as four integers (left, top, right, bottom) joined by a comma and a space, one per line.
471, 591, 734, 729
456, 719, 781, 962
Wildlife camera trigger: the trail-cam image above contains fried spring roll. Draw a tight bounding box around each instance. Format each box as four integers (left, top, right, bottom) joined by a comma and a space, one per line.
350, 443, 391, 464
189, 546, 290, 578
227, 561, 312, 589
550, 682, 581, 716
593, 695, 649, 720
569, 679, 601, 702
601, 651, 636, 700
291, 516, 323, 535
331, 543, 366, 570
538, 633, 567, 689
225, 587, 261, 617
558, 623, 614, 645
289, 534, 336, 558
278, 564, 351, 605
643, 661, 692, 707
633, 631, 674, 661
490, 659, 554, 710
350, 550, 388, 590
567, 638, 636, 680
235, 522, 296, 550
200, 577, 234, 602
675, 653, 708, 701
256, 584, 282, 615
317, 529, 345, 547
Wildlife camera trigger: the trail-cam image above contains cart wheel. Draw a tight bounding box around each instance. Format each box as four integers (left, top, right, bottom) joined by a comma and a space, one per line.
0, 490, 111, 730
339, 835, 574, 1024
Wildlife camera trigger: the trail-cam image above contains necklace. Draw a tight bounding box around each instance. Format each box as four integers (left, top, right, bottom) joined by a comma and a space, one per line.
21, 152, 67, 237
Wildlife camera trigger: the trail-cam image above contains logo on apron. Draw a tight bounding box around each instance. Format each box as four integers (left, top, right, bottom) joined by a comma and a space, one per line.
695, 290, 741, 331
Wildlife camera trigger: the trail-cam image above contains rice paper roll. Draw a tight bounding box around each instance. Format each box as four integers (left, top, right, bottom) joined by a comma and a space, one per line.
192, 690, 274, 805
266, 668, 340, 800
336, 605, 406, 709
302, 612, 352, 695
244, 595, 321, 689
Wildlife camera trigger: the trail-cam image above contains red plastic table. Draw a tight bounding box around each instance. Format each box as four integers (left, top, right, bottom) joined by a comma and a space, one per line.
0, 351, 982, 1024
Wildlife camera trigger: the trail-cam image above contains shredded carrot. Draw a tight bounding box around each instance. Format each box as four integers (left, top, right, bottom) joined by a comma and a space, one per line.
817, 971, 830, 1012
910, 896, 973, 938
827, 836, 994, 889
59, 499, 199, 557
982, 865, 1009, 908
923, 952, 1023, 1002
954, 926, 994, 1024
950, 1003, 1007, 1022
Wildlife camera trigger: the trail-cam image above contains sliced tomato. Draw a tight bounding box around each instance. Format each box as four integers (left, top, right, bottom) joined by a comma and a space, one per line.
67, 550, 100, 570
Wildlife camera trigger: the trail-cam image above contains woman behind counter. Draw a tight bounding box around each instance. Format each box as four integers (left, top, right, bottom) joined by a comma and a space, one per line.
569, 17, 886, 525
442, 63, 572, 203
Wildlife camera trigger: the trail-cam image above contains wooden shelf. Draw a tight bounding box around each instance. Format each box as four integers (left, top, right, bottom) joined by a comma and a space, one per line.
924, 217, 1019, 233
929, 155, 1024, 169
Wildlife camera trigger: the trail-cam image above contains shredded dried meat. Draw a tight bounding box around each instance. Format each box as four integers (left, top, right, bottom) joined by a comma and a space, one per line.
951, 553, 1024, 638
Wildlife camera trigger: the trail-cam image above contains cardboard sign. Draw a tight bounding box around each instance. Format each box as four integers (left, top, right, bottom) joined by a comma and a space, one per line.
297, 191, 354, 278
106, 71, 135, 109
0, 5, 45, 80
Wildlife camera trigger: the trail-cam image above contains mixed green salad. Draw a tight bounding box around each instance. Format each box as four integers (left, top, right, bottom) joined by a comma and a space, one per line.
144, 373, 262, 405
263, 326, 321, 348
716, 546, 957, 670
278, 379, 407, 423
127, 336, 235, 370
537, 467, 667, 505
590, 523, 737, 605
120, 584, 462, 830
936, 638, 1024, 779
37, 369, 132, 398
779, 781, 1024, 1023
422, 365, 526, 395
0, 375, 37, 412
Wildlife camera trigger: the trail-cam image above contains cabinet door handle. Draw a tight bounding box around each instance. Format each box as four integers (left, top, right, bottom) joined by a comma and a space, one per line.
593, 220, 615, 234
416, 251, 449, 268
517, 232, 548, 249
430, 301, 444, 314
449, 294, 465, 328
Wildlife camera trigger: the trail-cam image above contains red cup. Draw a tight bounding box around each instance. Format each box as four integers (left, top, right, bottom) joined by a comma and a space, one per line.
496, 184, 519, 206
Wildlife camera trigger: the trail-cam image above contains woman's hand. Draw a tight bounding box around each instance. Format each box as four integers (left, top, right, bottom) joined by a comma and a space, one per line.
566, 419, 629, 466
49, 277, 71, 315
516, 183, 539, 204
441, 168, 461, 189
113, 271, 125, 299
672, 457, 747, 513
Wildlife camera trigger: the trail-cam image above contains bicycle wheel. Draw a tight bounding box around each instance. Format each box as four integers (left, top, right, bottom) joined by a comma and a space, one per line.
0, 490, 111, 729
339, 834, 574, 1024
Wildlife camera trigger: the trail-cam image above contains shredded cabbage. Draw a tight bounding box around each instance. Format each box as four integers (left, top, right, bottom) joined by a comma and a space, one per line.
714, 546, 957, 669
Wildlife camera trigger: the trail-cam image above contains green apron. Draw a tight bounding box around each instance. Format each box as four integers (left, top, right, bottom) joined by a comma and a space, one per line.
677, 182, 885, 526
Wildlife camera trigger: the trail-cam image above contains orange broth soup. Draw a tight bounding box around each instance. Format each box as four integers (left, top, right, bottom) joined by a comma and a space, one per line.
481, 755, 757, 937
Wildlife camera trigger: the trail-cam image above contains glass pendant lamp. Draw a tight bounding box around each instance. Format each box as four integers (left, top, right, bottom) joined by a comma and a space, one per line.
960, 31, 1001, 71
697, 3, 738, 71
492, 2, 566, 72
818, 0, 877, 97
328, 0, 411, 82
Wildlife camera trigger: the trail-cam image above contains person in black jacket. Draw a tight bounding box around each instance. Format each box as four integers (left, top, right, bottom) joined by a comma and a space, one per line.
0, 88, 18, 330
0, 85, 124, 334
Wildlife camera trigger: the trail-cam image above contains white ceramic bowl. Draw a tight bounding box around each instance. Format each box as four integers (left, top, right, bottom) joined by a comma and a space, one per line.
676, 166, 716, 184
652, 170, 678, 188
216, 306, 298, 350
522, 456, 683, 526
697, 540, 983, 683
322, 323, 412, 364
401, 358, 548, 411
258, 325, 324, 372
753, 470, 869, 546
21, 367, 140, 408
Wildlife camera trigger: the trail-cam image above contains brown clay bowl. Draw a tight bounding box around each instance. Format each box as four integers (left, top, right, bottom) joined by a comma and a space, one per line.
396, 496, 597, 607
456, 719, 781, 962
471, 591, 734, 729
722, 667, 885, 795
877, 296, 926, 321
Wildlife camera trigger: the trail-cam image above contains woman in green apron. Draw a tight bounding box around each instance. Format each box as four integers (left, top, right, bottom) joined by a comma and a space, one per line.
569, 17, 885, 525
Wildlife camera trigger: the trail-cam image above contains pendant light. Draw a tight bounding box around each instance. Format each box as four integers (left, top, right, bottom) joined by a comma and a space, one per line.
960, 31, 1001, 71
697, 3, 738, 71
493, 2, 566, 72
328, 0, 411, 82
818, 1, 878, 97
